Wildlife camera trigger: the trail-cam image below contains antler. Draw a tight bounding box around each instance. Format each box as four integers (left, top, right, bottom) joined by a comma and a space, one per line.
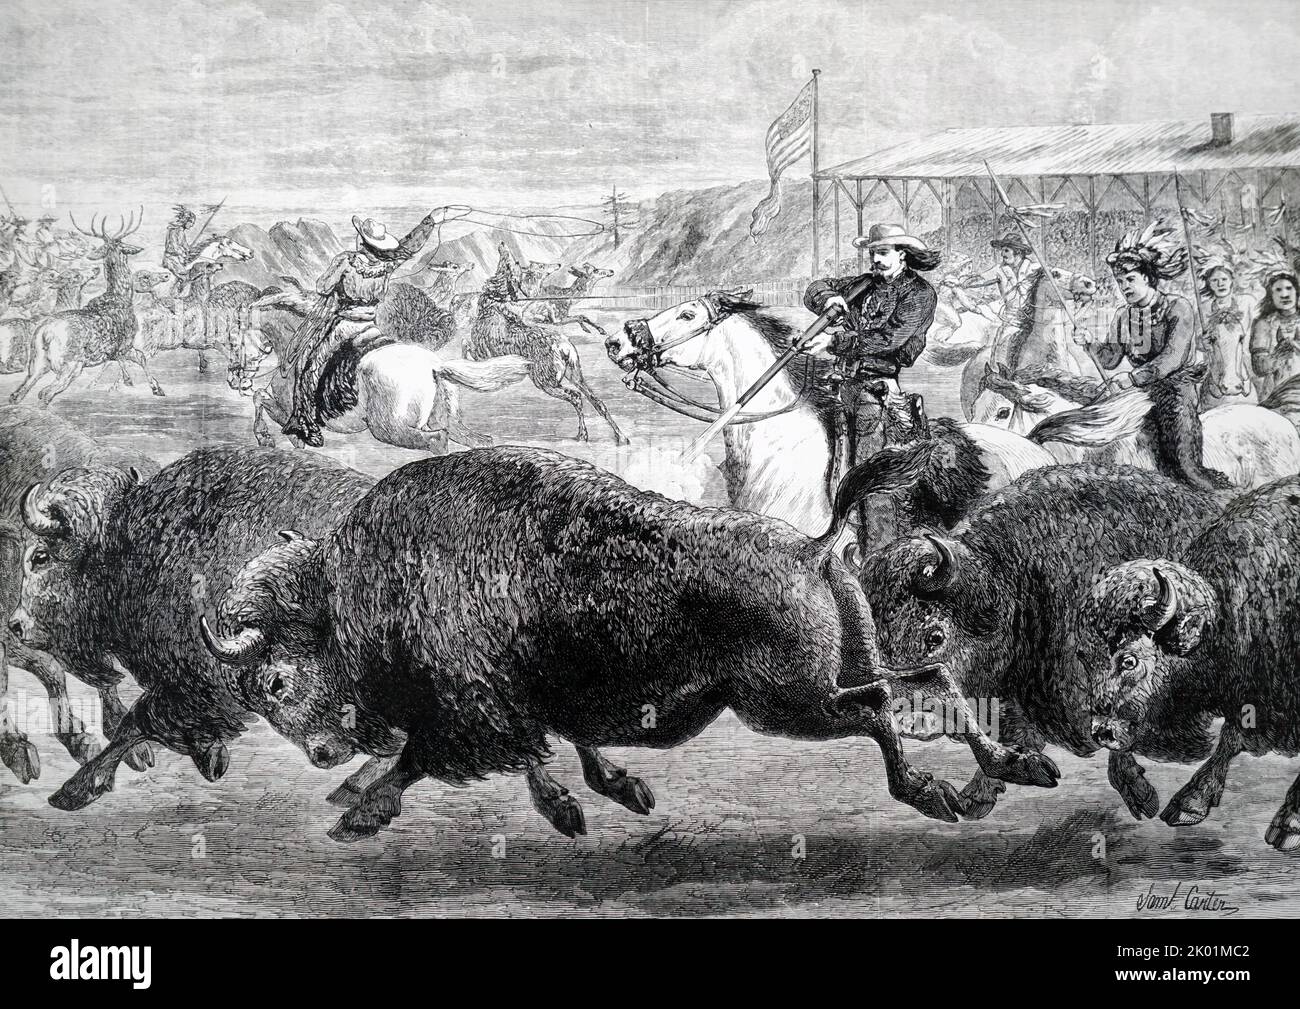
69, 212, 103, 238
118, 206, 143, 239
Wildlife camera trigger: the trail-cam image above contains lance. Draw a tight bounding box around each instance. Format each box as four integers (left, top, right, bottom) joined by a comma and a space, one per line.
679, 274, 873, 464
1173, 173, 1208, 344
980, 159, 1115, 379
984, 161, 1079, 333
0, 183, 16, 222
192, 196, 228, 244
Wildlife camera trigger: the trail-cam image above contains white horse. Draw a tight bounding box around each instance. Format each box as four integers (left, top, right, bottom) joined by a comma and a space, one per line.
980, 366, 1300, 489
240, 287, 530, 453
605, 290, 1056, 537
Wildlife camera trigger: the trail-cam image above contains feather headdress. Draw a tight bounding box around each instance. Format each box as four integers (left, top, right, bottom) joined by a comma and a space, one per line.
1106, 216, 1188, 281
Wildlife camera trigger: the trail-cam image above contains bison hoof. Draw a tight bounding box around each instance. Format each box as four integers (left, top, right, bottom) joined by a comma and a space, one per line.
193, 743, 229, 782
1265, 809, 1300, 852
1115, 771, 1160, 820
958, 773, 1006, 821
151, 387, 167, 398
122, 375, 134, 386
328, 786, 405, 842
991, 748, 1060, 788
606, 770, 655, 816
48, 762, 117, 811
1, 735, 41, 784
64, 732, 104, 765
325, 781, 364, 808
124, 741, 155, 773
1161, 780, 1221, 827
908, 777, 964, 823
543, 793, 588, 839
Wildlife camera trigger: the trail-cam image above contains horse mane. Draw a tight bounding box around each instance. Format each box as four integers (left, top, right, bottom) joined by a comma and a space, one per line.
731, 306, 840, 439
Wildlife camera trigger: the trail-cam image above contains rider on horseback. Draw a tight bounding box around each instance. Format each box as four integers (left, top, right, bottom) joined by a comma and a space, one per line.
803, 223, 940, 532
1088, 222, 1228, 490
163, 205, 205, 301
282, 208, 450, 447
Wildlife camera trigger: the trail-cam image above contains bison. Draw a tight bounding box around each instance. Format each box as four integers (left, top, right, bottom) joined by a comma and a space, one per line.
852, 464, 1230, 819
1084, 477, 1300, 851
199, 443, 1054, 842
7, 445, 374, 810
0, 404, 157, 782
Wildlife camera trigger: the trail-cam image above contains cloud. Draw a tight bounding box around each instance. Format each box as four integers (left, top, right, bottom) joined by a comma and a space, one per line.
0, 0, 1297, 217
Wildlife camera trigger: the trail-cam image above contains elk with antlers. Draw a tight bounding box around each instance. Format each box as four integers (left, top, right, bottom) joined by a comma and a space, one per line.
9, 209, 166, 406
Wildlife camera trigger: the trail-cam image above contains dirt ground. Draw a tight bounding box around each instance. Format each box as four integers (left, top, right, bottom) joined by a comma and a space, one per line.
1, 310, 1296, 918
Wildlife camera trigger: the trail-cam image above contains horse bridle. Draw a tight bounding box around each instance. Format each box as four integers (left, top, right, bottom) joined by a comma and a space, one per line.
620, 304, 812, 426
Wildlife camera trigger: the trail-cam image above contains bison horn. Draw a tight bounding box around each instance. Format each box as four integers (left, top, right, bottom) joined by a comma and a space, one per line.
842, 541, 863, 572
20, 484, 64, 538
1144, 566, 1178, 633
128, 466, 143, 484
278, 529, 304, 543
913, 534, 958, 597
199, 616, 268, 667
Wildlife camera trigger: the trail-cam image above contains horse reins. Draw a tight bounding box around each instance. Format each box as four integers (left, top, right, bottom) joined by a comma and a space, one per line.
621, 306, 813, 426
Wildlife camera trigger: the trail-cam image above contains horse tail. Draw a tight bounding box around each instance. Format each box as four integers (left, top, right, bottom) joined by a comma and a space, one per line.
434, 354, 531, 392
811, 439, 933, 554
1027, 387, 1153, 447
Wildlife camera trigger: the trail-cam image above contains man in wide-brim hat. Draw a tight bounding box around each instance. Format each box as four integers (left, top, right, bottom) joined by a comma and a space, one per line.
282, 207, 454, 447
803, 222, 942, 535
946, 229, 1039, 367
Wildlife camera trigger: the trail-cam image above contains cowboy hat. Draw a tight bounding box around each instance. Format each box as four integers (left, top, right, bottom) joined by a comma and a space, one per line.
990, 231, 1032, 256
852, 223, 929, 252
352, 215, 399, 252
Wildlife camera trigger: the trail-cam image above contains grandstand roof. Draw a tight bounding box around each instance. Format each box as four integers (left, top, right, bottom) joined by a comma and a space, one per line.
817, 114, 1300, 181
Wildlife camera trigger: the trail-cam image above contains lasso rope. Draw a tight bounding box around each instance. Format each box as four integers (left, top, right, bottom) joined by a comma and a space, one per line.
429, 204, 605, 258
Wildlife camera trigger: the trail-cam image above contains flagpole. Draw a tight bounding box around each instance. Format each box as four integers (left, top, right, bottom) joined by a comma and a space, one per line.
810, 68, 821, 279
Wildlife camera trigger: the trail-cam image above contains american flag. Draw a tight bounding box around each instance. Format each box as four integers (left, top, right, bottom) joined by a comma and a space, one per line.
748, 78, 815, 240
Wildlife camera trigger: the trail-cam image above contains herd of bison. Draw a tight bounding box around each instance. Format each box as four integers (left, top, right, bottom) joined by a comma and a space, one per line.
0, 376, 1297, 854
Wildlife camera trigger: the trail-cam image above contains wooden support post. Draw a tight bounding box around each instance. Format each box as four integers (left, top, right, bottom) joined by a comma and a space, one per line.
942, 178, 953, 257
1087, 175, 1098, 280
856, 179, 865, 271
833, 183, 841, 273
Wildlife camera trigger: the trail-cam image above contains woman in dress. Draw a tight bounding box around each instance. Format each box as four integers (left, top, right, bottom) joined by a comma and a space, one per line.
1250, 270, 1300, 401
1197, 259, 1257, 409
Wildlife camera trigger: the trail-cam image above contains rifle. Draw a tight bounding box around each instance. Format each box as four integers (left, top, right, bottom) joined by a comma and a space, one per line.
679, 273, 872, 464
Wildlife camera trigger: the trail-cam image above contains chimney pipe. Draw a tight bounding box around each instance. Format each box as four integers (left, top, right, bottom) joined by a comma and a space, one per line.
1211, 113, 1234, 146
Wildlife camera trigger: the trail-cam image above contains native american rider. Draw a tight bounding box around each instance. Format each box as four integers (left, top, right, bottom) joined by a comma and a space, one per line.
163, 205, 206, 300
282, 209, 449, 447
1090, 224, 1228, 490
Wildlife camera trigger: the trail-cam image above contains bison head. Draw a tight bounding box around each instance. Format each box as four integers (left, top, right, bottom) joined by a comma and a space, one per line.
858, 533, 1012, 728
1083, 560, 1216, 751
200, 532, 396, 769
9, 466, 139, 655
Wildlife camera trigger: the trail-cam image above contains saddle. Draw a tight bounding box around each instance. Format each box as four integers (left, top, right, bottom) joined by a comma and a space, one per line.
316, 331, 397, 422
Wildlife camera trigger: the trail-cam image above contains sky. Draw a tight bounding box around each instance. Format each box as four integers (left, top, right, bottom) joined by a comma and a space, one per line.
1, 0, 1297, 239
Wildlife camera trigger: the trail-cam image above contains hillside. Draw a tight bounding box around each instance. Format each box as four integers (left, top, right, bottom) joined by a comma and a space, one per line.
209, 177, 917, 294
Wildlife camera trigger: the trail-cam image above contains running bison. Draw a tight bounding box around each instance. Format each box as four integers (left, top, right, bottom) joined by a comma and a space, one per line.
851, 464, 1230, 819
0, 404, 158, 782
200, 443, 1055, 842
1085, 477, 1300, 851
6, 445, 374, 810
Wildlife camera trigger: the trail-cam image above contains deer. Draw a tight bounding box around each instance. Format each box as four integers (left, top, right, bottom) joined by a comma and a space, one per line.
463, 244, 628, 444
529, 261, 615, 336
9, 209, 166, 406
0, 267, 100, 375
